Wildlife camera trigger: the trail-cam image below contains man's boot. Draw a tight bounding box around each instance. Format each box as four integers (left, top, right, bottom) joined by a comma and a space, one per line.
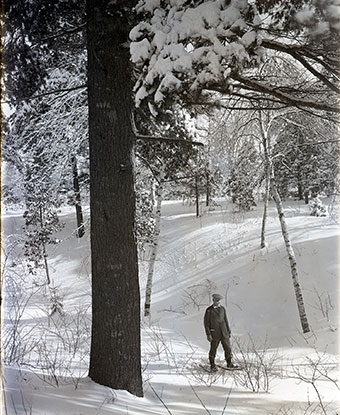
226, 360, 236, 368
209, 357, 217, 371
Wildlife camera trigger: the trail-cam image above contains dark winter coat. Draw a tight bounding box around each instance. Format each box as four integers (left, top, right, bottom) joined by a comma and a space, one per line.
204, 305, 231, 339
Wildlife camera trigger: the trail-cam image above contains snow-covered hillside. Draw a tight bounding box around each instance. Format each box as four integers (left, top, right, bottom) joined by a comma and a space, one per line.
3, 198, 340, 414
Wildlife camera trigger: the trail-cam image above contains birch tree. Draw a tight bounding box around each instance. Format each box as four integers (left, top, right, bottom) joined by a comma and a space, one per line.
270, 175, 310, 333
144, 162, 165, 317
259, 112, 271, 249
137, 134, 199, 316
258, 110, 310, 333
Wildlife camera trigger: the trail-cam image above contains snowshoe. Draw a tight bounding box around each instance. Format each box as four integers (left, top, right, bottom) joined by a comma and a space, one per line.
199, 364, 218, 373
217, 364, 243, 371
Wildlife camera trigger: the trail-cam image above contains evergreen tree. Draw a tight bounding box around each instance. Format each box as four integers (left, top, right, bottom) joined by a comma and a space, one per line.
86, 0, 143, 396
5, 0, 144, 396
4, 0, 86, 99
22, 160, 64, 284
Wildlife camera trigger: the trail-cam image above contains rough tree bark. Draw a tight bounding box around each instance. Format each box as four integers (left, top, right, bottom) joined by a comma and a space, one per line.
87, 0, 143, 396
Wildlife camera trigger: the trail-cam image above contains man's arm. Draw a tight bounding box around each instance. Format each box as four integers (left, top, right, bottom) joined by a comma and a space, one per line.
203, 308, 212, 341
223, 307, 231, 335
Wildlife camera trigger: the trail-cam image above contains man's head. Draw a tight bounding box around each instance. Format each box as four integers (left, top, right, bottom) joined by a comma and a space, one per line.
212, 293, 223, 305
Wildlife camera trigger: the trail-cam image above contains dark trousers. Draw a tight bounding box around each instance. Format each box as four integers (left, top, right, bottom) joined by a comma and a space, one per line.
209, 336, 232, 367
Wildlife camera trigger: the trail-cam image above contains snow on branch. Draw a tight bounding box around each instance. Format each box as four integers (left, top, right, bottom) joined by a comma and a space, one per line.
130, 0, 340, 114
130, 0, 260, 109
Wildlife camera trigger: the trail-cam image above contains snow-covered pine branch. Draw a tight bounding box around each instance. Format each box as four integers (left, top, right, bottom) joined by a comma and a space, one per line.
130, 0, 340, 114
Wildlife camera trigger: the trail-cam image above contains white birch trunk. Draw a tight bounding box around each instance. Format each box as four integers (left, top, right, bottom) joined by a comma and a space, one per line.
259, 111, 270, 249
257, 110, 309, 333
260, 144, 270, 249
261, 175, 270, 249
270, 173, 310, 333
144, 171, 164, 317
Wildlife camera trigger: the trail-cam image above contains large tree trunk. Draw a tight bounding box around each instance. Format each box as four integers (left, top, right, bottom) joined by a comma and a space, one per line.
87, 0, 143, 397
270, 173, 310, 334
144, 169, 165, 317
71, 156, 85, 238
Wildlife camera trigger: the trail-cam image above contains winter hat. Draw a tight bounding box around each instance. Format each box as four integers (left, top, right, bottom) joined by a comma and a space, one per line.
212, 293, 223, 301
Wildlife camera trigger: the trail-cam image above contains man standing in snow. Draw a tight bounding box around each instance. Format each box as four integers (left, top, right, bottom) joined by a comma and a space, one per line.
204, 293, 234, 371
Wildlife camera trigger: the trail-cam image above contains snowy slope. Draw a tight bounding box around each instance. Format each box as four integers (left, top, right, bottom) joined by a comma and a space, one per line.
3, 199, 340, 414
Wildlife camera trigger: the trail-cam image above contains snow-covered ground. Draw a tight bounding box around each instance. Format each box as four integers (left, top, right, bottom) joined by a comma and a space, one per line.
2, 198, 340, 414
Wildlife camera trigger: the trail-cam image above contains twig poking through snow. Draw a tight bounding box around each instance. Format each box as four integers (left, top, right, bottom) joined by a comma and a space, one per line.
148, 382, 173, 415
188, 382, 212, 415
221, 380, 233, 415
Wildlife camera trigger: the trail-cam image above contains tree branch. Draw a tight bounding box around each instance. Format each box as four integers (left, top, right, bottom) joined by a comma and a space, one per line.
297, 47, 340, 78
136, 134, 204, 146
162, 174, 201, 182
36, 23, 86, 44
261, 40, 340, 94
135, 154, 159, 182
2, 84, 87, 105
230, 73, 340, 113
